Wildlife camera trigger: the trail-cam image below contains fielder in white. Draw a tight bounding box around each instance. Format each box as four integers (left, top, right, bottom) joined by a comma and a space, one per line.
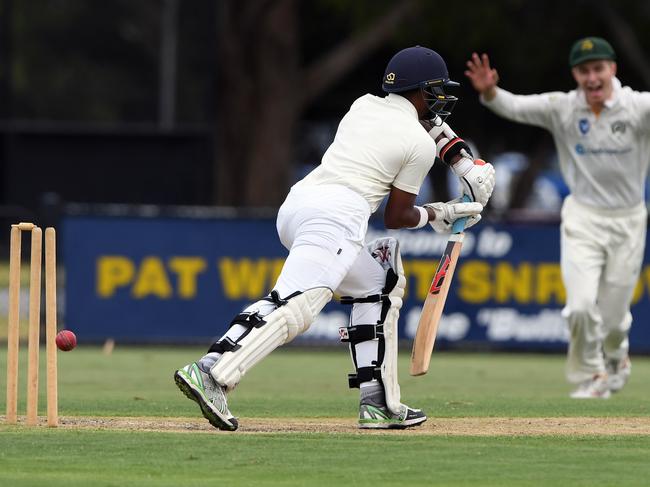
174, 46, 495, 431
465, 37, 649, 398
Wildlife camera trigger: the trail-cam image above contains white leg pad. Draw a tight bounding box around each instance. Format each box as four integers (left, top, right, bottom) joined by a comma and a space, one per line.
211, 287, 333, 390
382, 300, 404, 414
367, 237, 406, 416
382, 262, 406, 415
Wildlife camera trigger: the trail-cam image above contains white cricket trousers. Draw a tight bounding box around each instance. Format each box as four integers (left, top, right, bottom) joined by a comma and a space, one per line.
206, 184, 385, 377
274, 185, 386, 367
561, 195, 647, 383
274, 184, 387, 368
274, 183, 385, 300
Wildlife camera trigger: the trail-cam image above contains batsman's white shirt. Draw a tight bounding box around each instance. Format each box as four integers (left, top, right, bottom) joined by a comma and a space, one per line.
482, 78, 650, 210
482, 79, 650, 382
296, 93, 436, 212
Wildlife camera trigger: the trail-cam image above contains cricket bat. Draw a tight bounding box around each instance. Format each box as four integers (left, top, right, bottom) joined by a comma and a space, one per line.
410, 196, 470, 376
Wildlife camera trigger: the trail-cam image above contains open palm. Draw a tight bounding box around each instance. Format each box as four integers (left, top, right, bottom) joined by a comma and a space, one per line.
464, 52, 499, 94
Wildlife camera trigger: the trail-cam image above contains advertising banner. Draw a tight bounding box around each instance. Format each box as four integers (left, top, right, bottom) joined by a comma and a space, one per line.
63, 216, 650, 352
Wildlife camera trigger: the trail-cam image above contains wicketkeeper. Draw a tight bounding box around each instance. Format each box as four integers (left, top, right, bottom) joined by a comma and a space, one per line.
466, 37, 649, 398
175, 46, 495, 430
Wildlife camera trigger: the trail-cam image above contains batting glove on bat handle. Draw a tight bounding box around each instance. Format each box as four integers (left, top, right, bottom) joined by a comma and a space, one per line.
451, 195, 472, 233
424, 196, 483, 234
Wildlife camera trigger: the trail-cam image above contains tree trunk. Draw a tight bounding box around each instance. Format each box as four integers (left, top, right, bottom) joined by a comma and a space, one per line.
214, 0, 418, 207
243, 1, 299, 207
300, 0, 418, 106
215, 0, 298, 207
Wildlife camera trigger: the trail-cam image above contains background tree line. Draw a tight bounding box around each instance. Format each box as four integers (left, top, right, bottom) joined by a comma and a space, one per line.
0, 0, 649, 209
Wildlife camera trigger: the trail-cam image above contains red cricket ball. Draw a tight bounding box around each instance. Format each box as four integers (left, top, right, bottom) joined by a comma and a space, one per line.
55, 330, 77, 351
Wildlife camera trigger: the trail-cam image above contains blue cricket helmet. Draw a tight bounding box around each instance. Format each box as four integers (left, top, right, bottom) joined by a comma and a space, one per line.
382, 46, 459, 121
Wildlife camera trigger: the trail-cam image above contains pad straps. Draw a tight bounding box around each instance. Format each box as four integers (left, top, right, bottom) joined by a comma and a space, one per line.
339, 323, 384, 388
207, 290, 298, 354
339, 294, 387, 305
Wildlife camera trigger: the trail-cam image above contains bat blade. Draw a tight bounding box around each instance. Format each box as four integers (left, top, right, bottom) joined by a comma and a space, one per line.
410, 232, 465, 376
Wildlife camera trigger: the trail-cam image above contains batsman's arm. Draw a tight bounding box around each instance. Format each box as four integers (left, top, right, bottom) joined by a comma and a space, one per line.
385, 186, 482, 233
383, 186, 428, 229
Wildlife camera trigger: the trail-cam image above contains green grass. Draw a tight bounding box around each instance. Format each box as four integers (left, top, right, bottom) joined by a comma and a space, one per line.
1, 347, 650, 486
1, 430, 649, 487
2, 347, 646, 418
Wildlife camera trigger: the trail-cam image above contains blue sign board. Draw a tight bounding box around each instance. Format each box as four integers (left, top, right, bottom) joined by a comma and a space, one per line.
62, 216, 650, 352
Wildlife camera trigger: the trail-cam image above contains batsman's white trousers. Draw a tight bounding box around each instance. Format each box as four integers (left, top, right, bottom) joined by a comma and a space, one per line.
561, 195, 647, 383
274, 184, 385, 302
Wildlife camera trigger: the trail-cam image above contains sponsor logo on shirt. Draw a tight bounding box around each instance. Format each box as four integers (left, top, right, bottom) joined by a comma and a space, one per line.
578, 118, 590, 134
575, 143, 632, 155
611, 120, 627, 134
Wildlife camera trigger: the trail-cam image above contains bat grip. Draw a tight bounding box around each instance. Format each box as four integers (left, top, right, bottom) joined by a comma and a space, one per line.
451, 194, 472, 234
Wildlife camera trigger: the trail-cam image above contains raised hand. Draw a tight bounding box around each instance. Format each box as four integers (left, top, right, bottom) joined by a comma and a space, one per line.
464, 53, 499, 99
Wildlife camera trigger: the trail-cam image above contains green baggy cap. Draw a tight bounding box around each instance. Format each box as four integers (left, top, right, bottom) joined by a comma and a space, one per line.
569, 37, 616, 67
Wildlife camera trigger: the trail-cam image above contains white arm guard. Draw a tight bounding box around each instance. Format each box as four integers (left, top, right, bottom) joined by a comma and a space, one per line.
427, 121, 496, 207
423, 116, 446, 141
424, 198, 483, 234
431, 122, 473, 160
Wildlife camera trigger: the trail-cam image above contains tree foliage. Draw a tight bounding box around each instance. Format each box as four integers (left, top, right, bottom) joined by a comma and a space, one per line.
2, 0, 650, 208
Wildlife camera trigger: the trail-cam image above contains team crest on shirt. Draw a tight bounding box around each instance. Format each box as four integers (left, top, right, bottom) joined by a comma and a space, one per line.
578, 118, 590, 134
611, 120, 627, 134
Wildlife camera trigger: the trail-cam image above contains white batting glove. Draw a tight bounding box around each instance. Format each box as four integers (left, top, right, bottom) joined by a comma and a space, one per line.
424, 198, 484, 234
453, 158, 496, 207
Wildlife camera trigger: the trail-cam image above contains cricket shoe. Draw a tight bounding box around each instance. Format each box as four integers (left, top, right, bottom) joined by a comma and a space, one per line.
358, 383, 426, 429
174, 362, 238, 431
569, 373, 611, 399
606, 356, 631, 393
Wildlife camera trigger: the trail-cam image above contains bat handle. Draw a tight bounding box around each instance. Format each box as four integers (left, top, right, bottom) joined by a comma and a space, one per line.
451, 194, 472, 234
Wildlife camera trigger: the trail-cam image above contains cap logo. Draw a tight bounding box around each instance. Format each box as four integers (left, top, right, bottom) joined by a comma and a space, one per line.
581, 39, 594, 51
385, 72, 395, 84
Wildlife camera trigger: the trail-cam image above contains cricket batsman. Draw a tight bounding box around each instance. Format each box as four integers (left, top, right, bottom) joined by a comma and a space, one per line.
465, 37, 650, 398
175, 46, 495, 430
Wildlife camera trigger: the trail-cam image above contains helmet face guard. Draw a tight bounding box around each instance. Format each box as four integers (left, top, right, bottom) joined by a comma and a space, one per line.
381, 46, 459, 124
421, 79, 459, 125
